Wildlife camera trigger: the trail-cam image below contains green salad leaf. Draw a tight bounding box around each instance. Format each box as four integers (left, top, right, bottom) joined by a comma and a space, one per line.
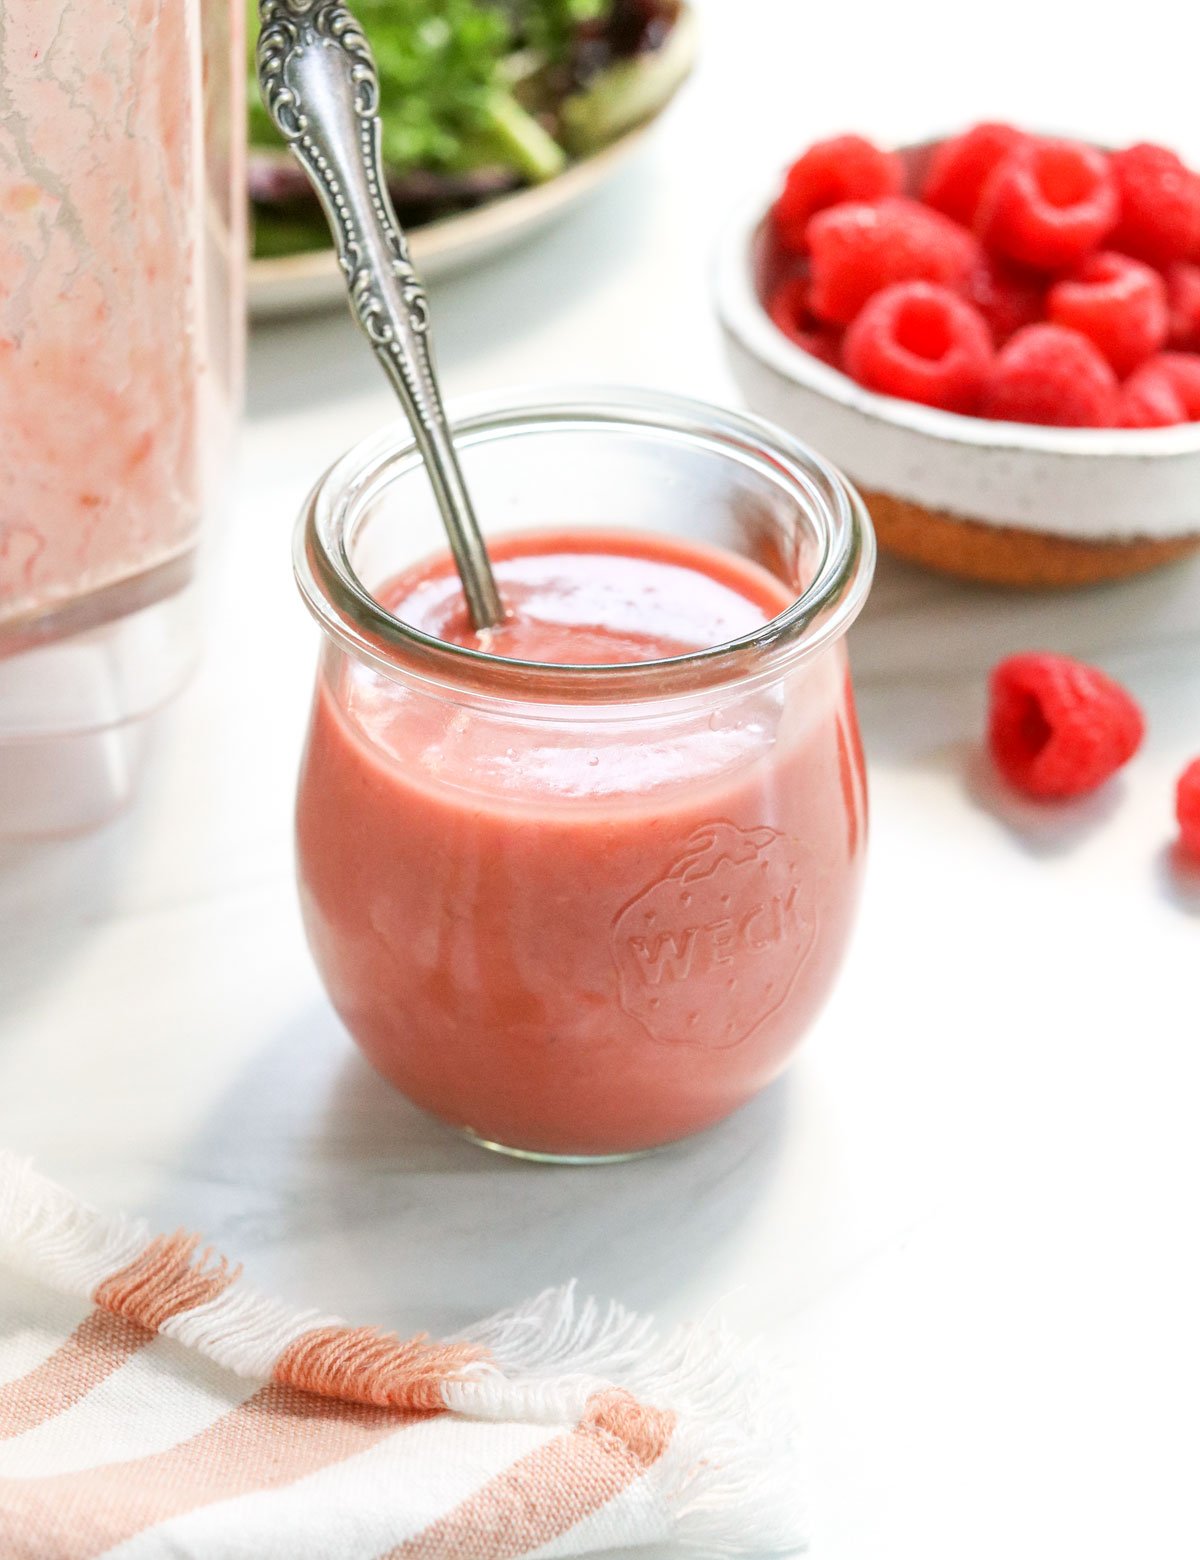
520, 0, 608, 61
248, 0, 610, 183
247, 1, 692, 260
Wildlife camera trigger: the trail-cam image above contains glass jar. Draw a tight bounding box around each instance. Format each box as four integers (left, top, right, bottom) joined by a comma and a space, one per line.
0, 0, 244, 835
295, 389, 875, 1161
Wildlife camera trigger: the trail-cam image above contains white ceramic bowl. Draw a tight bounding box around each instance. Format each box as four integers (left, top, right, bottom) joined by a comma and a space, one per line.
715, 179, 1200, 587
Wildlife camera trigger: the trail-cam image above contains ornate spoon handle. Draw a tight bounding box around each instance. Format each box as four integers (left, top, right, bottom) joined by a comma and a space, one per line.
256, 0, 504, 629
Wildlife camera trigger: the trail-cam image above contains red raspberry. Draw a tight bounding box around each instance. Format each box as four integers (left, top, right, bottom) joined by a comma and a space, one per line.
1046, 252, 1169, 376
1165, 262, 1200, 350
1110, 143, 1200, 268
1119, 361, 1187, 427
1150, 352, 1200, 418
807, 197, 980, 326
772, 135, 904, 255
801, 331, 843, 368
1117, 353, 1200, 425
922, 122, 1029, 226
843, 281, 993, 412
766, 275, 843, 366
1177, 757, 1200, 860
766, 273, 813, 338
981, 324, 1119, 427
988, 653, 1144, 800
977, 139, 1119, 271
963, 254, 1045, 345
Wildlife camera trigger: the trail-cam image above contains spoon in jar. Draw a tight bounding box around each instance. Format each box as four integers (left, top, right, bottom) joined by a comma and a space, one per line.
255, 0, 505, 630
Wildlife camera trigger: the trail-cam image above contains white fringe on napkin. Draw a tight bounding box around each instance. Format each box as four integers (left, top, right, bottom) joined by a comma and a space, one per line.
0, 1151, 805, 1559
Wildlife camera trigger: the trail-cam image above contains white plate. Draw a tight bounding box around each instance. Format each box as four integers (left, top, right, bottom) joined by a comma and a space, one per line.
248, 10, 696, 321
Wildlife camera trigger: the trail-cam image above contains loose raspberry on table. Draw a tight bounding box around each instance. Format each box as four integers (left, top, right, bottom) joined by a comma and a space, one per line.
988, 653, 1144, 800
921, 122, 1028, 227
1177, 758, 1200, 860
843, 281, 993, 412
981, 324, 1119, 427
807, 197, 980, 327
1110, 143, 1200, 268
1165, 263, 1200, 350
977, 139, 1119, 271
772, 135, 904, 255
1118, 361, 1187, 427
963, 254, 1045, 345
1046, 252, 1168, 376
766, 275, 843, 366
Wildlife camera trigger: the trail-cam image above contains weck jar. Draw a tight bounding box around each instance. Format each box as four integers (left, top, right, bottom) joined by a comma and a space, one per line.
0, 0, 244, 834
294, 389, 875, 1161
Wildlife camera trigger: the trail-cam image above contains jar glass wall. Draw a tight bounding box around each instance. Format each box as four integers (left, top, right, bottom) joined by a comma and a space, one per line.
295, 389, 875, 1160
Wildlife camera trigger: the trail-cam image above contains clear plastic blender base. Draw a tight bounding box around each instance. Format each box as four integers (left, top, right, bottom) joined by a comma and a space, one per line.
0, 563, 200, 839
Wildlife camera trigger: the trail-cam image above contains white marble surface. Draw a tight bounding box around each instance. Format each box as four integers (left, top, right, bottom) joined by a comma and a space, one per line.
4, 2, 1200, 1555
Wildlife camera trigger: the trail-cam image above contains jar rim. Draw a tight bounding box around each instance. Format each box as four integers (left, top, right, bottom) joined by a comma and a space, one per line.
295, 385, 876, 703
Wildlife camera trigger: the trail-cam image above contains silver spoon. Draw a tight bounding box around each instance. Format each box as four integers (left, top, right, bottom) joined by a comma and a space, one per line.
256, 0, 505, 630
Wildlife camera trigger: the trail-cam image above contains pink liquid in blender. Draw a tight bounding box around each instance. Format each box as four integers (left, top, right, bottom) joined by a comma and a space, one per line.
0, 0, 219, 632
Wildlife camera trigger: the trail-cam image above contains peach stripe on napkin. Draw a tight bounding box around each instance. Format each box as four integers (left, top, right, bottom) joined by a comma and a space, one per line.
0, 1152, 804, 1559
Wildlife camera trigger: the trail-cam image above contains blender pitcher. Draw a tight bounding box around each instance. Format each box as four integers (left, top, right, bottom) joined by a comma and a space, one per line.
0, 0, 244, 835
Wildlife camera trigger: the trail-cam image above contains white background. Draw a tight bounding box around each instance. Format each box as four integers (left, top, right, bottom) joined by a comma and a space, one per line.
3, 1, 1200, 1554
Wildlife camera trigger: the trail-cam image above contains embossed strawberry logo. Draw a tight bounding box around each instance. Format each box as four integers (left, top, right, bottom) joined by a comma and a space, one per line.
611, 820, 818, 1049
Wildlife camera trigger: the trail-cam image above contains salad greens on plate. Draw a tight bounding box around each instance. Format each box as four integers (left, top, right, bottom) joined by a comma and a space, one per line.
248, 0, 687, 260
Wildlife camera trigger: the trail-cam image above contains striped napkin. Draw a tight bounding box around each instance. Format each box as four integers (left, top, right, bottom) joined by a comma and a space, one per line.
0, 1153, 804, 1558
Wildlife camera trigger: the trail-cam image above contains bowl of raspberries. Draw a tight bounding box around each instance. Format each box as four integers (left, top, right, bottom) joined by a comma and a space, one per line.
716, 124, 1200, 587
